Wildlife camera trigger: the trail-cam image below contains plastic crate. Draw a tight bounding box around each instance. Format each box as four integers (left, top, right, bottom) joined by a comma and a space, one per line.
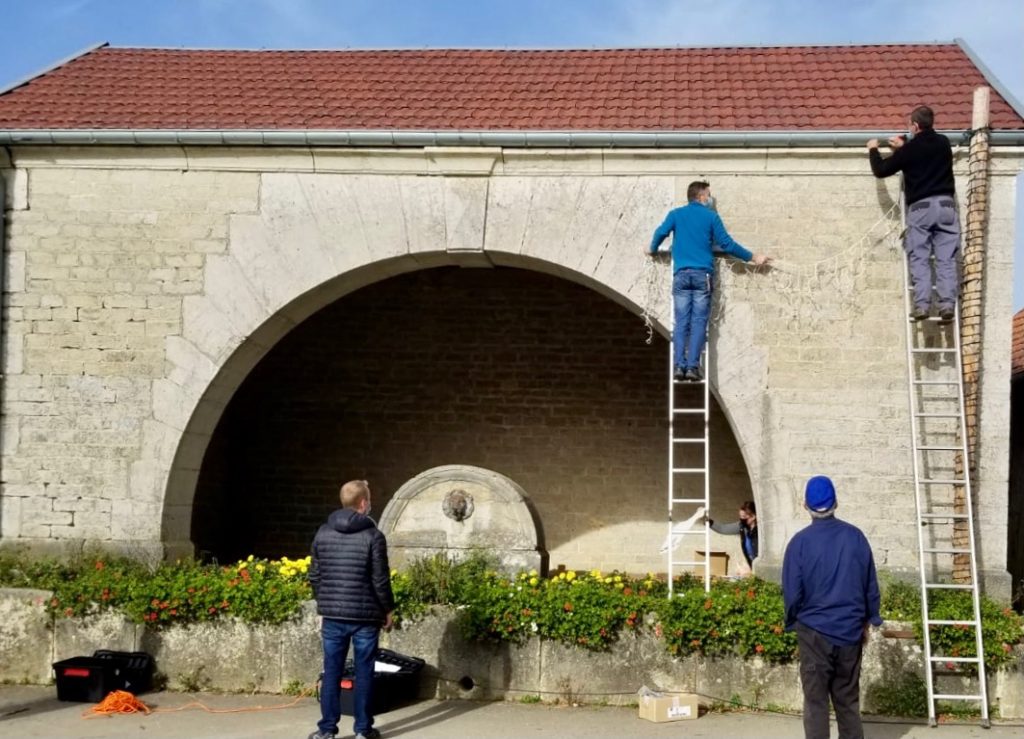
53, 650, 154, 703
323, 648, 425, 716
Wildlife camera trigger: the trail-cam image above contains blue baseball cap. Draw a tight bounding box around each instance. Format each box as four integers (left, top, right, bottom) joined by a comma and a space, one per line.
805, 476, 836, 512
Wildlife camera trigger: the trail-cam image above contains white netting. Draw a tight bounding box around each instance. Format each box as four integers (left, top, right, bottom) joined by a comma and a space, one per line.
641, 200, 904, 340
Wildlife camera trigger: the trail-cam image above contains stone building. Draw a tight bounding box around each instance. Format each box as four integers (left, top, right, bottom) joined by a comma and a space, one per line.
1011, 309, 1024, 603
0, 43, 1022, 595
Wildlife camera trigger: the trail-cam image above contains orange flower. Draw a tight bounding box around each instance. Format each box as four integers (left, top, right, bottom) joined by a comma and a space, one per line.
704, 599, 713, 610
563, 602, 573, 612
755, 644, 764, 654
95, 561, 105, 571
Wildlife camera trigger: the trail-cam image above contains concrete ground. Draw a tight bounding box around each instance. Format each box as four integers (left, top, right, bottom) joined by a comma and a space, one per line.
1, 686, 1019, 738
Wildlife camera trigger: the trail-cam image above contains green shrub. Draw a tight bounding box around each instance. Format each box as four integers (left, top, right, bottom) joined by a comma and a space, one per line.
866, 672, 928, 717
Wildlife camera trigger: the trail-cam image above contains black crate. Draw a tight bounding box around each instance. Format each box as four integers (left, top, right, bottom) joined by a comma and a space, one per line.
53, 650, 154, 703
324, 648, 425, 716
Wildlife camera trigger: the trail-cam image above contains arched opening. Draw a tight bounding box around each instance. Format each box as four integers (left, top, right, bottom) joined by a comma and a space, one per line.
187, 266, 754, 572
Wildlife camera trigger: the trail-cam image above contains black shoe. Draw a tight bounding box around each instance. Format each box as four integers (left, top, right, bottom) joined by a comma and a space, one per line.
910, 308, 928, 321
673, 367, 687, 382
684, 367, 703, 382
938, 308, 955, 324
356, 730, 382, 739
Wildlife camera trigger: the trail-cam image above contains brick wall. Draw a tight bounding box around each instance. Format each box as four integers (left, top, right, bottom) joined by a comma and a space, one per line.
193, 266, 753, 571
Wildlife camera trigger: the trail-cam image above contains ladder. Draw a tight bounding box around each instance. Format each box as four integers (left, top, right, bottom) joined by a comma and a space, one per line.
900, 216, 988, 726
666, 344, 712, 595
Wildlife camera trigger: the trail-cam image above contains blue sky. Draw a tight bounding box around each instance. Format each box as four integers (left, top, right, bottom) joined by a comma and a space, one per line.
2, 0, 1022, 310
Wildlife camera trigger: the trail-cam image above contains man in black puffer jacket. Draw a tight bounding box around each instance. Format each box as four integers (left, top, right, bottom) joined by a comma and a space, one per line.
308, 480, 394, 739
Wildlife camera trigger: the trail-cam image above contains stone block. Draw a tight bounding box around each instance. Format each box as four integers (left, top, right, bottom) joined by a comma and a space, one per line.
52, 611, 138, 663
0, 588, 53, 683
139, 618, 283, 692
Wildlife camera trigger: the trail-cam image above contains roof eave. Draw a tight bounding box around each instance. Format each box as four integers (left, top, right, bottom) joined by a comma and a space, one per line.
2, 128, 1023, 148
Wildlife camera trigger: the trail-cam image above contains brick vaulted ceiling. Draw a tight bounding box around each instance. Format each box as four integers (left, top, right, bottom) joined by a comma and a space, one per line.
0, 44, 1022, 132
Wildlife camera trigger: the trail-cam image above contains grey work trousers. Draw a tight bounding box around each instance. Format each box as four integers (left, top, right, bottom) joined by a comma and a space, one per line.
796, 622, 865, 739
905, 194, 960, 312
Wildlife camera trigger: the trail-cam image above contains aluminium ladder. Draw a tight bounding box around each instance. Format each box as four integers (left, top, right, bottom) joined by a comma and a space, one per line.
666, 343, 712, 595
900, 219, 989, 726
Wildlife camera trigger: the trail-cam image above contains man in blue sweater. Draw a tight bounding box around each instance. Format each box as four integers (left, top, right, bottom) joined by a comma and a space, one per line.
783, 476, 883, 739
650, 181, 770, 382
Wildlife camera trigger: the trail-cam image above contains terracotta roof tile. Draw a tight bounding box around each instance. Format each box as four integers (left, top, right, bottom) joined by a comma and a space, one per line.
1014, 309, 1024, 379
0, 45, 1021, 131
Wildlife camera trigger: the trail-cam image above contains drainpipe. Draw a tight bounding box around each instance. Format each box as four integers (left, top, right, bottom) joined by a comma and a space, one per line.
0, 162, 5, 505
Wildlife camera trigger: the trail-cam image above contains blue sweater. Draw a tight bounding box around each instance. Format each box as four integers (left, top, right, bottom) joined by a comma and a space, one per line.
782, 516, 883, 647
650, 201, 753, 273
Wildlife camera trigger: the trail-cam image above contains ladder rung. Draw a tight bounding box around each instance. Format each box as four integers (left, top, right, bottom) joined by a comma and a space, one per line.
920, 513, 969, 520
915, 412, 960, 418
928, 657, 981, 664
917, 445, 960, 451
668, 530, 706, 536
922, 548, 972, 554
672, 468, 706, 474
932, 694, 984, 701
925, 583, 974, 590
671, 561, 708, 567
672, 438, 706, 444
911, 348, 957, 353
671, 497, 706, 504
919, 479, 964, 485
926, 619, 978, 626
672, 409, 706, 415
673, 379, 706, 384
912, 380, 959, 385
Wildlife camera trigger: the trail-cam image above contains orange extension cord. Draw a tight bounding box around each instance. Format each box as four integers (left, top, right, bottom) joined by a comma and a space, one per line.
83, 689, 314, 719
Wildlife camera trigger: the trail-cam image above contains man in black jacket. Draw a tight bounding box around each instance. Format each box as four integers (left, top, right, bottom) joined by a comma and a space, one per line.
867, 105, 959, 323
308, 480, 395, 739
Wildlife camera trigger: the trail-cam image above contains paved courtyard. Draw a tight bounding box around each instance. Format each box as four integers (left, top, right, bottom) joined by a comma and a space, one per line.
1, 686, 1019, 738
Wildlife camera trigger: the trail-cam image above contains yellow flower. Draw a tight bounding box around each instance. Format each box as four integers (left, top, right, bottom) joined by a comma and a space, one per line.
390, 569, 398, 577
529, 569, 538, 577
529, 577, 539, 586
247, 555, 254, 562
237, 561, 248, 570
565, 571, 576, 581
255, 564, 265, 573
604, 577, 613, 584
556, 572, 566, 580
279, 566, 289, 575
590, 569, 602, 579
614, 575, 622, 583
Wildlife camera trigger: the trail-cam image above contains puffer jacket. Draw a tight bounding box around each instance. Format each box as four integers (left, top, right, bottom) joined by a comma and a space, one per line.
309, 508, 394, 623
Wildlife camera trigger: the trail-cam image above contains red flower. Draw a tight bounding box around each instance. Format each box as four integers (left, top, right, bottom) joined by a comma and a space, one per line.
169, 609, 177, 616
151, 598, 161, 608
704, 599, 713, 610
563, 602, 573, 612
95, 561, 105, 571
208, 607, 217, 614
623, 587, 633, 596
755, 644, 765, 654
747, 589, 755, 600
64, 607, 74, 617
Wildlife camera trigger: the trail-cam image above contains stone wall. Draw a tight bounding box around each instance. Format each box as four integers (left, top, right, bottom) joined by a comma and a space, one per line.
0, 146, 1021, 592
2, 590, 1022, 718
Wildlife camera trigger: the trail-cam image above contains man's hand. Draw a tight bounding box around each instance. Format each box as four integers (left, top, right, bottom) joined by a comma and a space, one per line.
383, 611, 394, 632
866, 138, 880, 151
862, 623, 871, 645
888, 135, 906, 149
751, 253, 772, 267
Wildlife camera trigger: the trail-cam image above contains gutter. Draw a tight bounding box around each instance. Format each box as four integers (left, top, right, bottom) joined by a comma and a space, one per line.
0, 129, 1022, 148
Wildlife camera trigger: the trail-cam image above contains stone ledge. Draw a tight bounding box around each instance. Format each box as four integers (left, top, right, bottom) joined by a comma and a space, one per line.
1, 591, 1020, 717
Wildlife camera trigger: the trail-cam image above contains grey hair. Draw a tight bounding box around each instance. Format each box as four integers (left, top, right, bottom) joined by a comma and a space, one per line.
809, 506, 836, 519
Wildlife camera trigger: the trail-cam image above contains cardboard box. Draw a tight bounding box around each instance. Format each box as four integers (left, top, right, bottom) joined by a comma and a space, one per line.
694, 550, 729, 577
638, 693, 700, 722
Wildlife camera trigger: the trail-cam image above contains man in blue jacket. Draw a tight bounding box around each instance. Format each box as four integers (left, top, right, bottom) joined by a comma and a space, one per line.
308, 480, 395, 739
650, 181, 770, 382
783, 476, 883, 739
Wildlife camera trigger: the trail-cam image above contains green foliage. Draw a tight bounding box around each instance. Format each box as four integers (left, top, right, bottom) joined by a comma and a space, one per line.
457, 568, 655, 650
0, 552, 313, 627
2, 550, 1021, 672
920, 590, 1024, 672
518, 694, 542, 704
654, 578, 798, 662
880, 576, 921, 622
865, 672, 928, 717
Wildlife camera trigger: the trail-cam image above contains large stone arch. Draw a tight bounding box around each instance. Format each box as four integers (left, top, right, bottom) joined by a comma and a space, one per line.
153, 171, 769, 560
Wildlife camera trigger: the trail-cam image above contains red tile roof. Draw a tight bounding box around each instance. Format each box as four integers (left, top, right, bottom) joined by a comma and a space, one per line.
1014, 309, 1024, 379
0, 44, 1021, 132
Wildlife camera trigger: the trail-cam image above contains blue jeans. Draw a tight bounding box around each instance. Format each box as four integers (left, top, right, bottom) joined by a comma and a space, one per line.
319, 618, 379, 736
672, 269, 713, 371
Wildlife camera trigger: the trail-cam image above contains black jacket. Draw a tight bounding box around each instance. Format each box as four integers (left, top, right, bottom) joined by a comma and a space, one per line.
309, 509, 395, 623
869, 128, 955, 205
